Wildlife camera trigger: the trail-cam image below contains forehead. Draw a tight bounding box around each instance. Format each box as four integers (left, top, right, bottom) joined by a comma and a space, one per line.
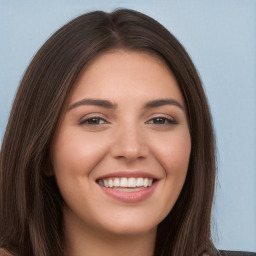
69, 50, 184, 104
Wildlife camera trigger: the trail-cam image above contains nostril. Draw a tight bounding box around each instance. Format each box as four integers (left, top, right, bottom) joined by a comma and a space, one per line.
109, 129, 149, 160
110, 143, 149, 161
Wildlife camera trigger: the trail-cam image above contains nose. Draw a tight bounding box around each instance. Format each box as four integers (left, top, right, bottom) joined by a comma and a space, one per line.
110, 124, 149, 162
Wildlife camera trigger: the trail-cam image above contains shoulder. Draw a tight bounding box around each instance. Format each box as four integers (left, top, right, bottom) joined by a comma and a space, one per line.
219, 251, 256, 256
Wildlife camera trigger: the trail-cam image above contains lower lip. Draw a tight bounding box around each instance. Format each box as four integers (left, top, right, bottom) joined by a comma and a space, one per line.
98, 182, 158, 203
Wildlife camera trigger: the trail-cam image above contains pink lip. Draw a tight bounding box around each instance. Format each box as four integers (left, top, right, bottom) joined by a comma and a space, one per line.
97, 181, 158, 203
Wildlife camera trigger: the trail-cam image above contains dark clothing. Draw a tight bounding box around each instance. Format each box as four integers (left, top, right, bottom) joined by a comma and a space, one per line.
219, 251, 256, 256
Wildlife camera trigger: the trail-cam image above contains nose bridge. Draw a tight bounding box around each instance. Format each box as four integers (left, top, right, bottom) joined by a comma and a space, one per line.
110, 120, 148, 160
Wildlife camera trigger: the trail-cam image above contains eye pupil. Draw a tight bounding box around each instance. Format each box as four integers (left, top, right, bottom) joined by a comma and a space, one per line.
154, 118, 166, 124
87, 118, 101, 124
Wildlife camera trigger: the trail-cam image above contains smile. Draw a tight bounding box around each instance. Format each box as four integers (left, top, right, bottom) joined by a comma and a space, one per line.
96, 174, 158, 203
98, 177, 154, 189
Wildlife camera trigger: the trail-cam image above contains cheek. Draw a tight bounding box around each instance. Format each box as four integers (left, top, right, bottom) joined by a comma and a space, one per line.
51, 130, 110, 216
152, 130, 191, 176
52, 130, 109, 177
149, 130, 191, 213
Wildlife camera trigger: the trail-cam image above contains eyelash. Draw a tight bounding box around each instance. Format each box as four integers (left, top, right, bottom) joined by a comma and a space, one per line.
79, 116, 109, 126
146, 117, 177, 125
79, 116, 177, 126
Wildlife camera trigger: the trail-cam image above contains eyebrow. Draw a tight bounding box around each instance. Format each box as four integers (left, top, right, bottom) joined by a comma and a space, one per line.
143, 99, 184, 110
68, 99, 117, 110
68, 98, 184, 111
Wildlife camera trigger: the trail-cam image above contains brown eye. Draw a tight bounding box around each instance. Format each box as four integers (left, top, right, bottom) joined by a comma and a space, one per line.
80, 117, 108, 125
147, 117, 177, 125
153, 117, 168, 124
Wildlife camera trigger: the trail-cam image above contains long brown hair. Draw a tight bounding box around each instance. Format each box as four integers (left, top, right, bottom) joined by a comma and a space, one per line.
0, 9, 217, 256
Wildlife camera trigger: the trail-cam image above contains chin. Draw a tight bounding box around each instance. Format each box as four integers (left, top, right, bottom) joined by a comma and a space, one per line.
95, 210, 161, 236
102, 222, 157, 236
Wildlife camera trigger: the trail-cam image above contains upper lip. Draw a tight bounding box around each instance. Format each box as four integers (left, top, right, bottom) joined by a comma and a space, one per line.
96, 171, 160, 181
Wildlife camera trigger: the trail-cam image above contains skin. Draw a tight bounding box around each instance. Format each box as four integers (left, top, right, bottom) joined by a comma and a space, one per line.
51, 50, 191, 256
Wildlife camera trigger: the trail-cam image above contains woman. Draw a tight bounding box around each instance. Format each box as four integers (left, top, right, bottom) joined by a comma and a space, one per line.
0, 9, 254, 256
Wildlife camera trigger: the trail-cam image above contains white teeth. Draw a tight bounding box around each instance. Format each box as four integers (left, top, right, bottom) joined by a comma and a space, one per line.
120, 177, 128, 187
137, 177, 144, 187
128, 177, 136, 187
113, 178, 120, 186
143, 178, 149, 187
103, 179, 108, 187
98, 177, 154, 188
108, 179, 113, 188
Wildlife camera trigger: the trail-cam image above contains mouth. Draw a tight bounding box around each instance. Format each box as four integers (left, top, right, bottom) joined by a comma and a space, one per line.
97, 177, 156, 192
96, 173, 159, 203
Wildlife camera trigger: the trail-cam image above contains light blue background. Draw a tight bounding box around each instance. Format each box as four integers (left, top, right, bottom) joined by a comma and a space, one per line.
0, 0, 255, 252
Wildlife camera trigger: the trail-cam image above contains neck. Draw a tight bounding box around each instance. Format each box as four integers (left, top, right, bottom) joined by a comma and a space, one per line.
63, 210, 156, 256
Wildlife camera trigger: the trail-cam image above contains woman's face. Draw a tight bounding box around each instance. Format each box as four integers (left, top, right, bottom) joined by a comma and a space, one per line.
51, 50, 191, 237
